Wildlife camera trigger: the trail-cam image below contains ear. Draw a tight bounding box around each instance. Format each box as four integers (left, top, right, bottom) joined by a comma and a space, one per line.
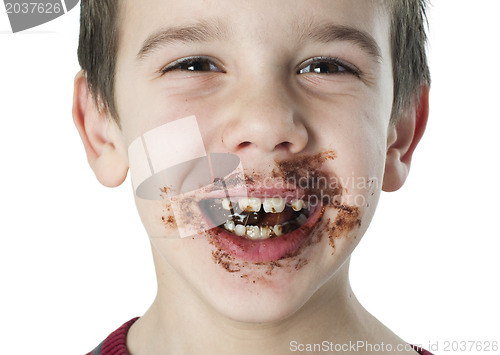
72, 70, 128, 187
382, 86, 429, 192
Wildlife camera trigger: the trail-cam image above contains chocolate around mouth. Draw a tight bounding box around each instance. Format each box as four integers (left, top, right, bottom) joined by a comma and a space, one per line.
198, 198, 311, 240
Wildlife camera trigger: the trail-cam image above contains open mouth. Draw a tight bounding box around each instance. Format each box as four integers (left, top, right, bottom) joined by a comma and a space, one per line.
199, 195, 323, 262
199, 197, 310, 240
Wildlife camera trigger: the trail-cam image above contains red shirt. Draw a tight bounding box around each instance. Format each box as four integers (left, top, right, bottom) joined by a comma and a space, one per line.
86, 318, 434, 355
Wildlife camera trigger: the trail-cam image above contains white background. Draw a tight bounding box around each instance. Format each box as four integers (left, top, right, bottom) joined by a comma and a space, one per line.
0, 1, 499, 354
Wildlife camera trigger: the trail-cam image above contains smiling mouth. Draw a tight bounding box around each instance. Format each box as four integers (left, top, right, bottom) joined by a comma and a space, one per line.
198, 194, 324, 263
199, 197, 311, 240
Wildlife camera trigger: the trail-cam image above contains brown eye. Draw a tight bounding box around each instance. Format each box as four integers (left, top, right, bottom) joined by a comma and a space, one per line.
300, 62, 346, 74
160, 56, 225, 74
298, 57, 359, 76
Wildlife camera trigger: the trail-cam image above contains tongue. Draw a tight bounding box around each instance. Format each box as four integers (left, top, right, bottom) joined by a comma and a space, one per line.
259, 206, 294, 226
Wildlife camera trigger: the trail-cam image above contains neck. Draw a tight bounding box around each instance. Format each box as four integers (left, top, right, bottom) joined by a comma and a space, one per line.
128, 246, 393, 355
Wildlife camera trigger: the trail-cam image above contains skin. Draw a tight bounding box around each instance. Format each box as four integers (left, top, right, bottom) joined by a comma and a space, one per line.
73, 0, 429, 354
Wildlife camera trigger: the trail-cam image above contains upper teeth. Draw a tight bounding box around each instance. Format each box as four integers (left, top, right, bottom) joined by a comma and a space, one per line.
238, 198, 262, 212
208, 196, 310, 240
221, 197, 297, 213
221, 198, 233, 210
291, 199, 304, 211
262, 198, 286, 213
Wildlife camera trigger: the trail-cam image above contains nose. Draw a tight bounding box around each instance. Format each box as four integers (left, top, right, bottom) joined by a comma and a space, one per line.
220, 77, 309, 157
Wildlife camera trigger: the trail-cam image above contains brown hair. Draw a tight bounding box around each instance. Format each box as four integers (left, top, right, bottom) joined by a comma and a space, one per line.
77, 0, 120, 120
387, 0, 431, 122
77, 0, 430, 124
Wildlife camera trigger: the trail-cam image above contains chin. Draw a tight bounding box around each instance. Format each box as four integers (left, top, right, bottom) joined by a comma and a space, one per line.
147, 169, 373, 325
203, 274, 318, 324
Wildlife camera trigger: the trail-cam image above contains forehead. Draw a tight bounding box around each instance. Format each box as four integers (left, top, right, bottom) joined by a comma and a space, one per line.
117, 0, 391, 62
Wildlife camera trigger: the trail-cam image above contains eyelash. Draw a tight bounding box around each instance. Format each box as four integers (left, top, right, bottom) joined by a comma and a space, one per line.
159, 56, 360, 77
297, 57, 361, 77
159, 56, 225, 74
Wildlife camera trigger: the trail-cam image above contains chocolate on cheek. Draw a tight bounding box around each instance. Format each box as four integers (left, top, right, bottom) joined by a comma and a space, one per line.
158, 150, 363, 284
159, 187, 176, 228
159, 192, 209, 238
325, 205, 362, 255
272, 151, 362, 256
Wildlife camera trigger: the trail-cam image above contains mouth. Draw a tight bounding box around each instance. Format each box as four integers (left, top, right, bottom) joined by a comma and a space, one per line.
199, 194, 324, 263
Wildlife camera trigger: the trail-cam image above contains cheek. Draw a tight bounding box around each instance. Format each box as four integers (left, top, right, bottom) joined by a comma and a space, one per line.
331, 123, 385, 248
135, 198, 177, 238
308, 108, 387, 262
312, 100, 388, 186
134, 187, 213, 240
115, 71, 217, 146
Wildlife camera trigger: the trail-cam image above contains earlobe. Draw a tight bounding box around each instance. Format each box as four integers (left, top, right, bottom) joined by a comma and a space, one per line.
382, 86, 429, 192
72, 70, 128, 187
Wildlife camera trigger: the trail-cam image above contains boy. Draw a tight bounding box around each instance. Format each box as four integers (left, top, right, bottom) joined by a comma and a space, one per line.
73, 0, 431, 354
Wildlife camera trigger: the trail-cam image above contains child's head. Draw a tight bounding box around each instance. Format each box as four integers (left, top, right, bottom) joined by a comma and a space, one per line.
77, 0, 430, 124
73, 0, 430, 323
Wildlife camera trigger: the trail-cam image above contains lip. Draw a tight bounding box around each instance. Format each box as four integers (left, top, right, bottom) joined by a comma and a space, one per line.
205, 198, 324, 263
203, 185, 309, 201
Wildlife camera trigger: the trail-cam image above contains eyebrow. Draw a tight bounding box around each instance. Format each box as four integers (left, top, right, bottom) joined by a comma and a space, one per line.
137, 19, 382, 63
303, 23, 382, 62
137, 20, 228, 60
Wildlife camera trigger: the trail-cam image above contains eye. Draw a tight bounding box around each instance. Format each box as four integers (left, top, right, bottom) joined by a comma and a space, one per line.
160, 56, 225, 74
297, 57, 360, 76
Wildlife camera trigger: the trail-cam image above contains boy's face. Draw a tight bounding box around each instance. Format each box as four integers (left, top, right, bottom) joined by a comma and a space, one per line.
113, 0, 394, 321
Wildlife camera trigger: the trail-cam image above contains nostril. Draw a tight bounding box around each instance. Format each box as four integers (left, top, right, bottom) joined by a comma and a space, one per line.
236, 141, 294, 152
238, 141, 252, 149
275, 141, 292, 151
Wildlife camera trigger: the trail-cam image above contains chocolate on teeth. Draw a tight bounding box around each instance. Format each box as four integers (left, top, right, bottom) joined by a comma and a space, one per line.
291, 199, 304, 211
238, 197, 262, 212
222, 197, 300, 214
221, 198, 233, 210
262, 198, 286, 213
260, 226, 272, 239
246, 226, 261, 239
199, 197, 310, 240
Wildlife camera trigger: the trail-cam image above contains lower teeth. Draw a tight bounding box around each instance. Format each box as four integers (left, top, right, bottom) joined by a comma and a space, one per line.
222, 216, 307, 240
200, 198, 310, 240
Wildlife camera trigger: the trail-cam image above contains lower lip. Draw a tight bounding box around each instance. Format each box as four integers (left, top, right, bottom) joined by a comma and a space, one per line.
207, 204, 324, 263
